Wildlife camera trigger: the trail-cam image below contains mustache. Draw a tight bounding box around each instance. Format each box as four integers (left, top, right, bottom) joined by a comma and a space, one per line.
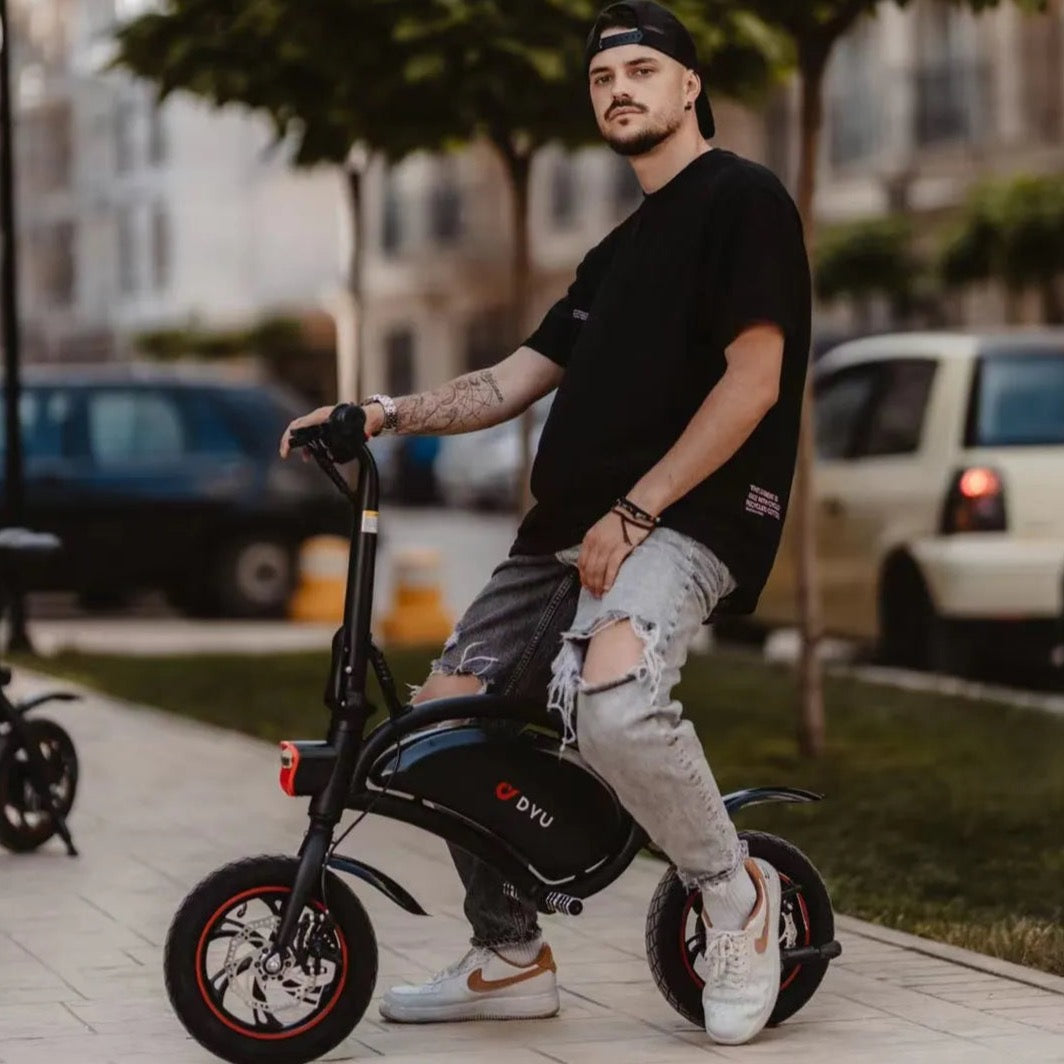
606, 101, 645, 118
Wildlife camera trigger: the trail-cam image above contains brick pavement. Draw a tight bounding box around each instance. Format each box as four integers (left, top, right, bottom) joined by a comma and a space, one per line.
1, 673, 1062, 1064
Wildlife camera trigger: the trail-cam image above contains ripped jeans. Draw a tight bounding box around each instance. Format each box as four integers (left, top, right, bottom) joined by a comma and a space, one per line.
426, 527, 744, 949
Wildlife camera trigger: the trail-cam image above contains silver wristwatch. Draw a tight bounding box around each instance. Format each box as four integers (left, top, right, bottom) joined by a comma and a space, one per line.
362, 393, 399, 434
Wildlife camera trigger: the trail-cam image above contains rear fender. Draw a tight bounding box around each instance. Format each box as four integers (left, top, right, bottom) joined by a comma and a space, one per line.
723, 786, 823, 814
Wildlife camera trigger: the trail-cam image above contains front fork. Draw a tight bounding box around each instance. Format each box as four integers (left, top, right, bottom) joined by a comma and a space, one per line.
270, 718, 363, 957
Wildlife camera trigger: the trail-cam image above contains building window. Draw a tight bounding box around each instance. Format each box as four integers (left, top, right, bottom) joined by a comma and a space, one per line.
116, 207, 137, 294
429, 159, 463, 244
147, 101, 167, 165
912, 4, 984, 146
381, 167, 403, 256
828, 19, 880, 166
1020, 9, 1063, 141
550, 155, 577, 228
32, 221, 76, 308
23, 103, 72, 192
384, 328, 416, 396
114, 97, 136, 173
611, 154, 642, 214
152, 205, 169, 291
465, 307, 511, 372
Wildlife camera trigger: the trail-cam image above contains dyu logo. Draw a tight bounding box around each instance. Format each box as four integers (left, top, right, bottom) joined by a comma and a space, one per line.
495, 781, 554, 829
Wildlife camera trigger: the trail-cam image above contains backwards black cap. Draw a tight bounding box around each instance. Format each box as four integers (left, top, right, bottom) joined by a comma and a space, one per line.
585, 0, 715, 139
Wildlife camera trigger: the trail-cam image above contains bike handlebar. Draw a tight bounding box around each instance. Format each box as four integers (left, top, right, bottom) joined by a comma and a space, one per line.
289, 403, 369, 464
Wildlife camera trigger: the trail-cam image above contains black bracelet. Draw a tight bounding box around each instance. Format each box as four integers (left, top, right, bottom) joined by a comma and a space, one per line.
614, 496, 660, 526
612, 510, 655, 546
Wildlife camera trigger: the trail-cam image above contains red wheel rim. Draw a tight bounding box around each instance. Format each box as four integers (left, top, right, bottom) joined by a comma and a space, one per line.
193, 885, 349, 1041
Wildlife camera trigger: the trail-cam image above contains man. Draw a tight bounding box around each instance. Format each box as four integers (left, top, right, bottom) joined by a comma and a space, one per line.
280, 0, 810, 1046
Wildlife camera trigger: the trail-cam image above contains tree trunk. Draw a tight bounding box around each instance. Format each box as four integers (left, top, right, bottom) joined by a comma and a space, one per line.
332, 162, 364, 404
793, 46, 830, 759
1041, 275, 1064, 324
506, 151, 535, 517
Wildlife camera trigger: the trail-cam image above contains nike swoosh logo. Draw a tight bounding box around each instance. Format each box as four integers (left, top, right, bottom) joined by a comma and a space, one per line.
467, 966, 547, 993
751, 864, 772, 955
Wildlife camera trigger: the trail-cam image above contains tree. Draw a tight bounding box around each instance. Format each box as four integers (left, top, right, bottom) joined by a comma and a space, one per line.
815, 216, 922, 328
727, 0, 1049, 758
941, 174, 1064, 323
110, 0, 474, 403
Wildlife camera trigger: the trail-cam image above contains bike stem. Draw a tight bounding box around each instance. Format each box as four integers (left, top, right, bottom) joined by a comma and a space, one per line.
274, 436, 385, 953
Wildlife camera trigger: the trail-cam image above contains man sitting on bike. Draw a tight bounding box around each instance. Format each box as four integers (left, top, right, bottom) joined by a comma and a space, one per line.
281, 0, 810, 1046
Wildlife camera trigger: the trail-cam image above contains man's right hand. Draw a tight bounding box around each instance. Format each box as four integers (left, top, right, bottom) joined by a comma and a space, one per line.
279, 404, 386, 459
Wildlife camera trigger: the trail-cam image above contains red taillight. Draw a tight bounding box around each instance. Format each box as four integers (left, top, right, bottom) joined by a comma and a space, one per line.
942, 466, 1007, 533
958, 467, 1000, 499
279, 741, 300, 796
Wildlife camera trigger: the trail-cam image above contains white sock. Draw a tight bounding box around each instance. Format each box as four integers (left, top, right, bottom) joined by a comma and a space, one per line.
701, 864, 758, 932
495, 937, 543, 966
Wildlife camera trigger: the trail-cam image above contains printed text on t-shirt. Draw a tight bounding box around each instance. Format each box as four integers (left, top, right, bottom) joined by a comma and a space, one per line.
745, 485, 781, 520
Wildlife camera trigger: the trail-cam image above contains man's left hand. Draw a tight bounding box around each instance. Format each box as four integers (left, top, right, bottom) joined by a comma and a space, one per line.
578, 510, 652, 597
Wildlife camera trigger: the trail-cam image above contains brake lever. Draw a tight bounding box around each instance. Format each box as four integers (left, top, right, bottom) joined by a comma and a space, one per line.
308, 440, 357, 502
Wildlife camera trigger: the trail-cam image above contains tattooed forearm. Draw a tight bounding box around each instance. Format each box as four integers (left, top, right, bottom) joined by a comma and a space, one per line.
392, 369, 510, 435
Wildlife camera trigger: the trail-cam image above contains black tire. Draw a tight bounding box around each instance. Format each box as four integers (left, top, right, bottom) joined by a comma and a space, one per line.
0, 719, 79, 852
215, 537, 296, 619
645, 830, 834, 1029
879, 560, 971, 675
164, 854, 377, 1064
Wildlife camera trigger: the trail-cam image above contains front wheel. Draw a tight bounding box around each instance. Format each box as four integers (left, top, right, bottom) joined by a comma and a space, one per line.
645, 830, 834, 1029
164, 855, 377, 1064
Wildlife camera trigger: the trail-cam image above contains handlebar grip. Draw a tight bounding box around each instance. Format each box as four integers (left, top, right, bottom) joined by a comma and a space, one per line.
322, 403, 368, 464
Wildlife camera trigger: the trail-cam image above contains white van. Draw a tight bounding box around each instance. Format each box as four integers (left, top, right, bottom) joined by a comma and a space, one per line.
757, 330, 1064, 672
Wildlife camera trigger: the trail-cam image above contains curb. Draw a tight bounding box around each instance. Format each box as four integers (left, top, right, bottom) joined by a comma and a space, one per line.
836, 914, 1064, 995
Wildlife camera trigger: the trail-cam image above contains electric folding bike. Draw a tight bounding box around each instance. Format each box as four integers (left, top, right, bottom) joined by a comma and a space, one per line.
163, 404, 842, 1064
0, 528, 80, 856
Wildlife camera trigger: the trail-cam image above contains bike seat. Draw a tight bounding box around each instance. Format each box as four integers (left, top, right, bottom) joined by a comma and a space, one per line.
0, 528, 62, 554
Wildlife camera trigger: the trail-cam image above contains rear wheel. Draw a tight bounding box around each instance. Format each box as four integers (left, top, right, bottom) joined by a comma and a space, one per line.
645, 830, 834, 1029
165, 855, 377, 1064
879, 558, 971, 675
0, 719, 78, 852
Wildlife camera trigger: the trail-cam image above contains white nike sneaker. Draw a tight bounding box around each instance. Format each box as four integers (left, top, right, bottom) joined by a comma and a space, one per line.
701, 858, 782, 1045
379, 943, 560, 1023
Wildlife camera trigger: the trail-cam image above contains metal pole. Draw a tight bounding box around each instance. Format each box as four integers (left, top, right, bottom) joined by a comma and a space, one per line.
0, 0, 33, 653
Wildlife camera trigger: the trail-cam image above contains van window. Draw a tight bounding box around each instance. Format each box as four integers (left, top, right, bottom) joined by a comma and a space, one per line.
861, 359, 937, 457
969, 351, 1064, 447
813, 364, 879, 459
0, 389, 76, 461
87, 390, 185, 466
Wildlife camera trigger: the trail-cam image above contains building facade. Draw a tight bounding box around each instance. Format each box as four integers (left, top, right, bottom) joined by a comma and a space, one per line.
12, 0, 346, 362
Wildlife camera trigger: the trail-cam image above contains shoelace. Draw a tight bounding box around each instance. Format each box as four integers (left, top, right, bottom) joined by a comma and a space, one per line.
704, 932, 750, 991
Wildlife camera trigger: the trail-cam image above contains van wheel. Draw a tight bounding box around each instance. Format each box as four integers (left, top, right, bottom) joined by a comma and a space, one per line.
879, 560, 970, 675
216, 536, 295, 618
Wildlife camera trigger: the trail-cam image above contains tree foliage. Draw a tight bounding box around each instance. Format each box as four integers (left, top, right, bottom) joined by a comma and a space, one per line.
940, 174, 1064, 321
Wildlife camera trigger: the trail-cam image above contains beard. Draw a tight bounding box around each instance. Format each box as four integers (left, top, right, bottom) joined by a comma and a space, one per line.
603, 109, 681, 157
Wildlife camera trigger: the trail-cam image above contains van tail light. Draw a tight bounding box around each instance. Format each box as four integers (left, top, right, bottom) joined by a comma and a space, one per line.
940, 466, 1007, 533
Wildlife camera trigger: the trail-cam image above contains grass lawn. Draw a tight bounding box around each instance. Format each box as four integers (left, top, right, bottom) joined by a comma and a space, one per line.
16, 645, 1064, 977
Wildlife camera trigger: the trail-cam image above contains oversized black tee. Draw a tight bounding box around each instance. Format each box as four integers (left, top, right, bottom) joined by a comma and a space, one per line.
512, 148, 811, 616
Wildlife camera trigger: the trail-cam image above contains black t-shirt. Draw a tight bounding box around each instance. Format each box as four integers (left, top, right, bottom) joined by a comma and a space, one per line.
512, 148, 811, 616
